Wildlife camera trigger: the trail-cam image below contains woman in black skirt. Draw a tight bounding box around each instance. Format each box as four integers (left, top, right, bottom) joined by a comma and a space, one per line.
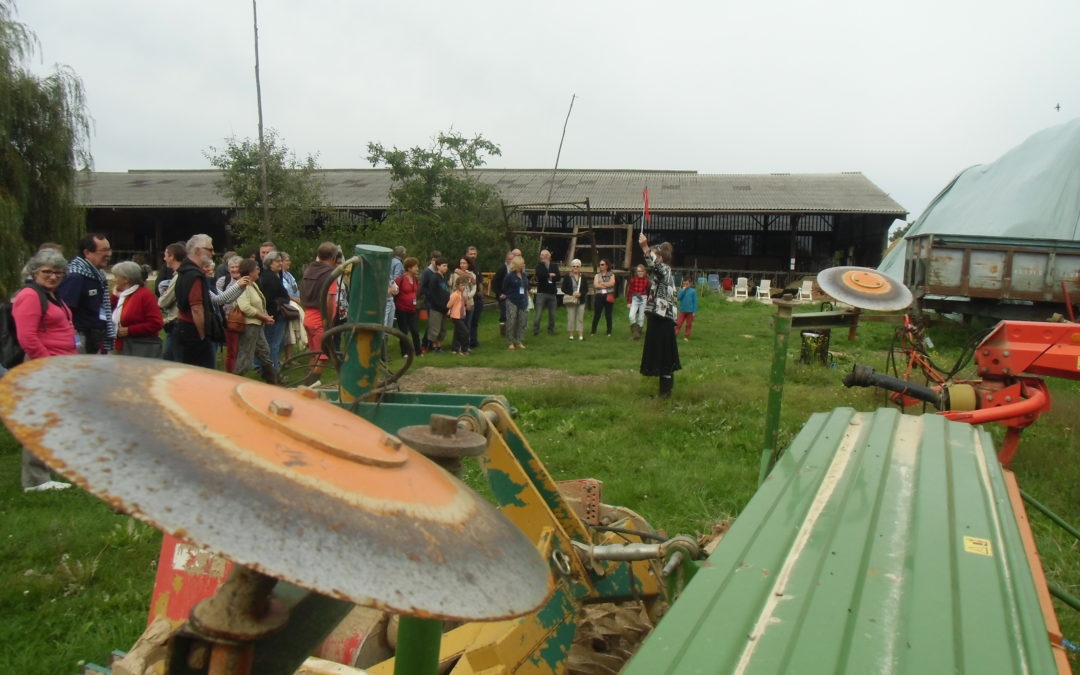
638, 233, 681, 398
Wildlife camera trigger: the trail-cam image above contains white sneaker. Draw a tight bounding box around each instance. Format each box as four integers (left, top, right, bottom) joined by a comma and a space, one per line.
24, 480, 72, 492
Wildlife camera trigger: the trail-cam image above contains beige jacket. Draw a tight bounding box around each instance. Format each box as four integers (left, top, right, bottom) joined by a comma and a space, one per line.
236, 283, 268, 326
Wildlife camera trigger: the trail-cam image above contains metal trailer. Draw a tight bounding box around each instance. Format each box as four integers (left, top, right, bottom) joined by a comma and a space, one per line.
904, 233, 1080, 321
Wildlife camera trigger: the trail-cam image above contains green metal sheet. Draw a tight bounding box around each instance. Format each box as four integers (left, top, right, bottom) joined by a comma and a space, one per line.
626, 408, 1059, 674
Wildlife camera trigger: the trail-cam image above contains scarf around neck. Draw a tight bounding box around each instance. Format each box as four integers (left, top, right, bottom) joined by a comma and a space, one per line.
68, 255, 117, 349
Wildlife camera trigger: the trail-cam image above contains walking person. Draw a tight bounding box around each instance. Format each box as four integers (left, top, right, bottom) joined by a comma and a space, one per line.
626, 264, 649, 340
675, 278, 699, 340
502, 255, 529, 350
561, 259, 588, 340
637, 234, 681, 398
590, 259, 617, 337
532, 249, 560, 336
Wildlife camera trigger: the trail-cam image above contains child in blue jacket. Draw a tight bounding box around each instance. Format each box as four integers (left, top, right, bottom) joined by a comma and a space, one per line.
675, 278, 698, 340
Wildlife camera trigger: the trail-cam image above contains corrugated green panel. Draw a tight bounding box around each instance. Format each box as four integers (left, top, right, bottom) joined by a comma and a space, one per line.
626, 408, 1058, 674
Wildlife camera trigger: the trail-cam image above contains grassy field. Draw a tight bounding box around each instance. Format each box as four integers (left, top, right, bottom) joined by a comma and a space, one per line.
2, 292, 1078, 672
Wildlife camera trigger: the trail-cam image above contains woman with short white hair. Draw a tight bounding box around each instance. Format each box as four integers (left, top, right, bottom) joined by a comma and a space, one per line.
15, 249, 77, 491
110, 260, 163, 358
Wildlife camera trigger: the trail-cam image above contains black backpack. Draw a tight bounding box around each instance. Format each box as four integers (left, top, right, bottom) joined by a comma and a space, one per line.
1, 286, 49, 369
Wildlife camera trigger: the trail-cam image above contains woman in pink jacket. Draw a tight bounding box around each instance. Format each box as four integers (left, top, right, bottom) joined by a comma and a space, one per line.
14, 249, 77, 491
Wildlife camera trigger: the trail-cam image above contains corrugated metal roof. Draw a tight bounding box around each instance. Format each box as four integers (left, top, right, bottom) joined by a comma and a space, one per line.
626, 408, 1062, 674
76, 169, 906, 215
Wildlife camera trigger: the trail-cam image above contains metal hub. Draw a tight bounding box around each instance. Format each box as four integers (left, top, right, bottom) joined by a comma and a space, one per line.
0, 356, 551, 621
817, 266, 913, 311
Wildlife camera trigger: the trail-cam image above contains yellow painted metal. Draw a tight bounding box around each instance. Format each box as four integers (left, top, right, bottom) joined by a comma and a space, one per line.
354, 401, 669, 674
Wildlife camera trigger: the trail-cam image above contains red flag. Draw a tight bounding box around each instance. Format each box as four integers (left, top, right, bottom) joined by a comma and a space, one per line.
643, 186, 651, 222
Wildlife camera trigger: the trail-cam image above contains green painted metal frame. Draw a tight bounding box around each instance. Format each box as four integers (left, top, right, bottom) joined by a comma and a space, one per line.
627, 408, 1063, 674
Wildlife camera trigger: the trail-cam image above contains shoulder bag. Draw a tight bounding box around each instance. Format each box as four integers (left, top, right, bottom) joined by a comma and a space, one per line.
227, 305, 246, 333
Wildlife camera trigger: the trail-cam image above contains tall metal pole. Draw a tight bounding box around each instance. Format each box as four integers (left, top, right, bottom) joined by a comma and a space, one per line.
542, 94, 576, 235
252, 0, 271, 237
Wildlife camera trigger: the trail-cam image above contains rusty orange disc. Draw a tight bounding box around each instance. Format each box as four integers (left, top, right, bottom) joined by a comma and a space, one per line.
817, 266, 912, 311
0, 356, 551, 621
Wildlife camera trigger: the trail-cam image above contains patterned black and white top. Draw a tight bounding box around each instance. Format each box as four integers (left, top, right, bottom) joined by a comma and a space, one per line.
643, 249, 677, 321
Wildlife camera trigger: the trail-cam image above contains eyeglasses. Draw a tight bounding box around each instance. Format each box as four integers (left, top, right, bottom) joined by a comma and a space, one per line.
201, 247, 215, 254
37, 269, 65, 277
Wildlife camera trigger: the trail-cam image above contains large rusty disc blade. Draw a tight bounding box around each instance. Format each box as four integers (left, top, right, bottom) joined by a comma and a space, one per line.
0, 356, 551, 622
817, 266, 913, 311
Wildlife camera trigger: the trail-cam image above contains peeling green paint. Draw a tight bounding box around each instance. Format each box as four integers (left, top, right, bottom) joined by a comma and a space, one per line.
487, 469, 527, 507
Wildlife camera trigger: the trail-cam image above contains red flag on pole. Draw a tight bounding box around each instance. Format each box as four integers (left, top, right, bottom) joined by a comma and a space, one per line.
643, 187, 651, 222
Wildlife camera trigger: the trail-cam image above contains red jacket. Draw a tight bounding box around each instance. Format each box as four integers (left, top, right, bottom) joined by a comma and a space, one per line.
111, 285, 164, 352
394, 273, 419, 314
627, 275, 649, 305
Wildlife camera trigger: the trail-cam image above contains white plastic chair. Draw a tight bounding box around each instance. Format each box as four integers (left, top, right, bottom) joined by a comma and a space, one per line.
756, 279, 772, 303
797, 279, 813, 304
732, 277, 749, 301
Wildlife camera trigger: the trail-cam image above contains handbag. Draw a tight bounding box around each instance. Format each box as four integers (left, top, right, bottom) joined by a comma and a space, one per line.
120, 336, 163, 359
606, 293, 615, 304
563, 294, 579, 305
278, 298, 301, 321
226, 305, 246, 333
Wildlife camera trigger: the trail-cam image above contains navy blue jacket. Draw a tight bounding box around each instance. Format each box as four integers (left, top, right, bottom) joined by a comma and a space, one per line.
502, 271, 530, 310
56, 266, 106, 332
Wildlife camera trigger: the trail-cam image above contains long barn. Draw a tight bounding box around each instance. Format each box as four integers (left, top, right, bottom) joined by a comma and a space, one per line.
78, 168, 905, 281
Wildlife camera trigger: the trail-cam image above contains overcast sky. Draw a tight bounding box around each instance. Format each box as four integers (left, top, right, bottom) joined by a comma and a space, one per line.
16, 0, 1080, 228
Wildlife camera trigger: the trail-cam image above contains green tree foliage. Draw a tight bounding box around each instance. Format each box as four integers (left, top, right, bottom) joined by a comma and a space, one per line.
889, 220, 913, 243
367, 130, 522, 268
206, 129, 362, 261
0, 1, 91, 297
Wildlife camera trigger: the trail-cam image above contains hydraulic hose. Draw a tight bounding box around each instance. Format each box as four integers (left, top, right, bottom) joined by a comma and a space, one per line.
844, 364, 945, 409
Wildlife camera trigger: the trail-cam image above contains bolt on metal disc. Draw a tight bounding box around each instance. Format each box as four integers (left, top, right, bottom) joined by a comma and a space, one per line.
817, 266, 913, 311
397, 414, 488, 459
0, 356, 551, 622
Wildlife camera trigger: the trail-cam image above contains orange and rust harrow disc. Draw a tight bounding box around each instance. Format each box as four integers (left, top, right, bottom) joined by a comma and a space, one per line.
0, 356, 550, 622
817, 266, 913, 312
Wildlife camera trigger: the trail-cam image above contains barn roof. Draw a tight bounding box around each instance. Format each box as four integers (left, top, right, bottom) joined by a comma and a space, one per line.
76, 168, 906, 216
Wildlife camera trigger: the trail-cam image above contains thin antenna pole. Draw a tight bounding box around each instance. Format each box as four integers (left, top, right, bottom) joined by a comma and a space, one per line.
253, 0, 271, 237
542, 93, 576, 235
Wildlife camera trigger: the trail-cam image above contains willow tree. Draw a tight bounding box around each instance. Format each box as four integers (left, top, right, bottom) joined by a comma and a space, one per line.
0, 1, 91, 298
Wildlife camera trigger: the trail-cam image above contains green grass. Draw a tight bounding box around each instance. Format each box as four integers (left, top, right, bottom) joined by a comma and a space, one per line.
2, 293, 1079, 672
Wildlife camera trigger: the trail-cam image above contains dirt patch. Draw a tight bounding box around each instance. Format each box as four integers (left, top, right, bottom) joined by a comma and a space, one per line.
396, 366, 608, 394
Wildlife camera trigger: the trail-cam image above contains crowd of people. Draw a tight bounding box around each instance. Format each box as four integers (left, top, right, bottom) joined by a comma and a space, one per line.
9, 234, 694, 491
